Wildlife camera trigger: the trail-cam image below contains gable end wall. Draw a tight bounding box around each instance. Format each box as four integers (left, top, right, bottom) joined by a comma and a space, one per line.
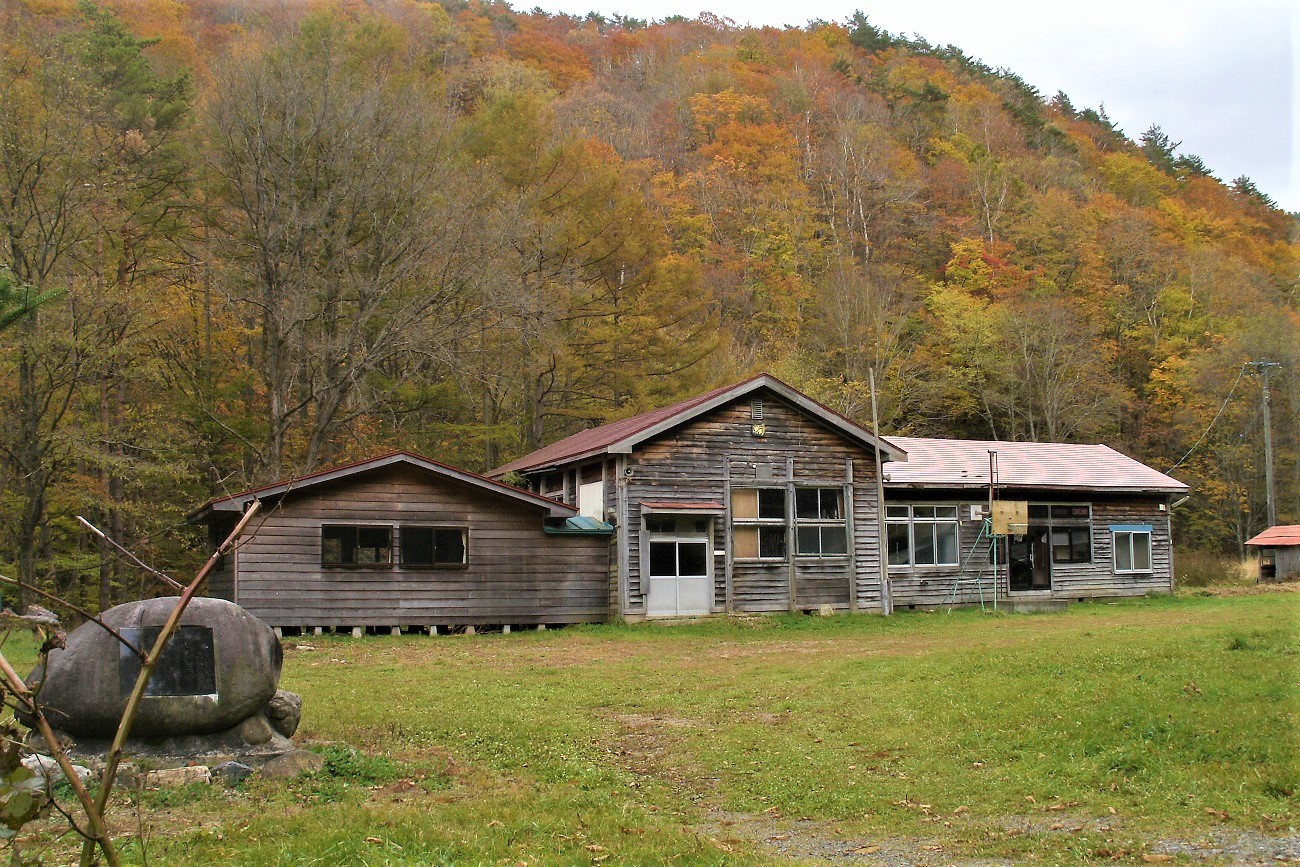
227, 465, 609, 627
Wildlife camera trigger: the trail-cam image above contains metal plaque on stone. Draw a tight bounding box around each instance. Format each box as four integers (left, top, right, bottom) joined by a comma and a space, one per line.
119, 626, 217, 697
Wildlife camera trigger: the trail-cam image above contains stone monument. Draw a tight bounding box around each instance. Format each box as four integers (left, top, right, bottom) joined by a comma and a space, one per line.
22, 597, 301, 758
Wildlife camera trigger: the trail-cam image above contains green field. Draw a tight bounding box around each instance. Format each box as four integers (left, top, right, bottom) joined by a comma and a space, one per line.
14, 591, 1300, 865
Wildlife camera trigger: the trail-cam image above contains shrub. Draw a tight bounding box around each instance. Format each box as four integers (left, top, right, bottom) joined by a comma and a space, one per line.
1175, 548, 1253, 587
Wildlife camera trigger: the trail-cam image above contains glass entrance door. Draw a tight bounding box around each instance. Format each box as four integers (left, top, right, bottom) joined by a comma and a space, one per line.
645, 517, 712, 616
1008, 527, 1052, 592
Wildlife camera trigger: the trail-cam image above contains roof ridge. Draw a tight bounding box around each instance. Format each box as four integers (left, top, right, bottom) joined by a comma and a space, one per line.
489, 373, 906, 477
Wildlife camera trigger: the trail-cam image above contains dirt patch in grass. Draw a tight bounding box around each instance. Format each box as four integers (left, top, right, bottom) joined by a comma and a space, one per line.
702, 809, 1009, 866
1185, 583, 1300, 598
704, 807, 1300, 865
609, 705, 1300, 866
1148, 829, 1300, 863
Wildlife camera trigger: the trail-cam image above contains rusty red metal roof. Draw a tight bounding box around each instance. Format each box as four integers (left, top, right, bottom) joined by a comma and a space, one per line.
490, 374, 907, 476
640, 501, 726, 511
883, 437, 1189, 494
188, 450, 576, 522
1245, 525, 1300, 547
492, 381, 745, 476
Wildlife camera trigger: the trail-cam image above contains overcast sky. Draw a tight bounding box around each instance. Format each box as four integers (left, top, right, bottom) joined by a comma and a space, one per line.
533, 0, 1298, 211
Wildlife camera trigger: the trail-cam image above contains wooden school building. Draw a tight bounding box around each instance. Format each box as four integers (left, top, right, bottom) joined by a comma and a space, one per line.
187, 452, 611, 633
191, 375, 1189, 630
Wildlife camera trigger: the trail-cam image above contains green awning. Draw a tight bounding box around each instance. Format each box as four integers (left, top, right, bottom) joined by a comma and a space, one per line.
543, 516, 615, 535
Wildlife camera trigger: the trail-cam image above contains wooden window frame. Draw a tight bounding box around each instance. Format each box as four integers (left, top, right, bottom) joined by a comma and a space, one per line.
1051, 526, 1092, 564
731, 487, 788, 562
1032, 503, 1093, 565
399, 525, 469, 569
321, 524, 393, 568
793, 487, 848, 559
886, 505, 960, 569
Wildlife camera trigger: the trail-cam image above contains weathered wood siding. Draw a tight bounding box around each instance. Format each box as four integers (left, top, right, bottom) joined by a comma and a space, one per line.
884, 499, 993, 609
204, 516, 238, 603
1054, 499, 1173, 598
227, 465, 609, 627
1271, 547, 1300, 581
887, 493, 1173, 607
623, 395, 882, 616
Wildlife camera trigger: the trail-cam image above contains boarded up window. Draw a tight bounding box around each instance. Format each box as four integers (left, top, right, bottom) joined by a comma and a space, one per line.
731, 488, 787, 560
734, 526, 758, 558
579, 481, 604, 519
732, 489, 758, 519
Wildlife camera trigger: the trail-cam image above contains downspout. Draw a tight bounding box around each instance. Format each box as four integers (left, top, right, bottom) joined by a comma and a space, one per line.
846, 457, 857, 613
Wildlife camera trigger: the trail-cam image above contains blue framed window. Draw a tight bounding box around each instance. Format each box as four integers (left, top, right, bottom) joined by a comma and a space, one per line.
1111, 524, 1152, 573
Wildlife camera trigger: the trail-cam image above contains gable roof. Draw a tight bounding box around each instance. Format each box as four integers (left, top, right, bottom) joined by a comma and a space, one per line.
489, 374, 908, 476
188, 451, 577, 523
883, 437, 1189, 494
1245, 525, 1300, 547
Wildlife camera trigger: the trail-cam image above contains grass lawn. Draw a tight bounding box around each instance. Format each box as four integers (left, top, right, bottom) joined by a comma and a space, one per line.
11, 590, 1299, 865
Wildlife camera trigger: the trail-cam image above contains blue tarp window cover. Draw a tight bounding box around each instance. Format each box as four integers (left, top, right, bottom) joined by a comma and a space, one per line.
1109, 524, 1153, 532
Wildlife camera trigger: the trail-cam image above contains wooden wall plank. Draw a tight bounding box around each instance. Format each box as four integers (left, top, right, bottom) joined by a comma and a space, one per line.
228, 464, 610, 627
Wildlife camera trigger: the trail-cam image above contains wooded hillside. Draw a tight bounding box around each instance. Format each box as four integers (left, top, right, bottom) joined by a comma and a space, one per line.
1, 0, 1295, 609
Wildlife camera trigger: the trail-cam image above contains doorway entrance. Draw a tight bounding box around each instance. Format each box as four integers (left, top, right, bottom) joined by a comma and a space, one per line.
1008, 526, 1052, 592
645, 515, 712, 617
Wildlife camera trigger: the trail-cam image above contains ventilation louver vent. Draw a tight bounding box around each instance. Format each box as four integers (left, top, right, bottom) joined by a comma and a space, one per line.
750, 399, 763, 421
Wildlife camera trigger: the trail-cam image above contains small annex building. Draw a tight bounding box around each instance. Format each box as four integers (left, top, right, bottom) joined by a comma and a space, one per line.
188, 452, 612, 633
1245, 526, 1300, 582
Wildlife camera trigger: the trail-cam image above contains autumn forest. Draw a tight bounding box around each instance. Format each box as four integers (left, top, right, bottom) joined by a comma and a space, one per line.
1, 0, 1295, 610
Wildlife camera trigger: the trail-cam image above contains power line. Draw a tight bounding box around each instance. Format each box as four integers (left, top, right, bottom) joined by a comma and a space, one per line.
1163, 363, 1248, 474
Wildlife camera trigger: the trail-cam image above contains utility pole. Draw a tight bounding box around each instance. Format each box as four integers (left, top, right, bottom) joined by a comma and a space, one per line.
869, 369, 892, 616
1246, 361, 1282, 527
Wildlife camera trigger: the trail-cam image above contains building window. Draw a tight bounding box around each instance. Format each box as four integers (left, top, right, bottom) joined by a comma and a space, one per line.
1026, 503, 1093, 564
731, 487, 787, 560
886, 505, 959, 567
321, 525, 392, 566
795, 488, 848, 556
1052, 527, 1091, 563
646, 515, 709, 535
1112, 526, 1152, 573
401, 526, 467, 567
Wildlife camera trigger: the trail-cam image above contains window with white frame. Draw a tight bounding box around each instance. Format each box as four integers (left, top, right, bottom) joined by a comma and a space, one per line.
1112, 525, 1152, 573
731, 488, 787, 560
795, 488, 848, 557
886, 505, 959, 567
